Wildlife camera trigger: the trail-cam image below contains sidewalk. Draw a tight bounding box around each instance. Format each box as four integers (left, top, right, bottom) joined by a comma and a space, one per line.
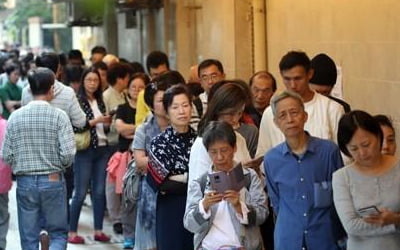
6, 184, 124, 250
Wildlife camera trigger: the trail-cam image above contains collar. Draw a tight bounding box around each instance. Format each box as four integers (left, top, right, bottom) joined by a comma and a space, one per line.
281, 131, 317, 156
27, 100, 51, 106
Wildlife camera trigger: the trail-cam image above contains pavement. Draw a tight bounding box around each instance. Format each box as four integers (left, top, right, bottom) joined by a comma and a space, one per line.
5, 183, 126, 250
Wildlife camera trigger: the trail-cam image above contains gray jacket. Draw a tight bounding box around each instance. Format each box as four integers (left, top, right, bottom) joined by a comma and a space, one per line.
184, 167, 268, 250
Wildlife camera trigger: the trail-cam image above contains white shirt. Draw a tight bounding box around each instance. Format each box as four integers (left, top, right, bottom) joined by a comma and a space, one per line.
188, 132, 251, 184
199, 92, 208, 114
199, 189, 249, 249
89, 99, 107, 146
256, 92, 344, 158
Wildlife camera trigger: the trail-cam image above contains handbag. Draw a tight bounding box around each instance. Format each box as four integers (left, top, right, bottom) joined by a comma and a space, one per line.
74, 130, 90, 151
123, 159, 142, 204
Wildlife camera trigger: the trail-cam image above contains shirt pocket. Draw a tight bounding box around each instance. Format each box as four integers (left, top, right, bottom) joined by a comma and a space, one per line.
313, 181, 333, 208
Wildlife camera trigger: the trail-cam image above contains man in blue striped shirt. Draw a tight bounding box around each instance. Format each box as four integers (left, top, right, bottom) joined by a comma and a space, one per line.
1, 67, 76, 250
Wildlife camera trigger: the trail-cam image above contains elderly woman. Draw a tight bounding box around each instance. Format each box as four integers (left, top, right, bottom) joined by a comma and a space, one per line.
146, 84, 196, 250
184, 121, 267, 250
333, 110, 400, 250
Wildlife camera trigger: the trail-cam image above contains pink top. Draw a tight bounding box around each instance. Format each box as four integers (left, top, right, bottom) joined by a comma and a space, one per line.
0, 117, 12, 193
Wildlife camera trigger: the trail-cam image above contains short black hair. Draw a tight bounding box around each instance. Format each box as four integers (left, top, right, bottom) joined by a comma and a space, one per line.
129, 61, 145, 74
106, 63, 134, 86
91, 45, 107, 55
64, 65, 84, 84
279, 51, 311, 72
4, 62, 21, 75
28, 67, 55, 95
162, 84, 192, 113
338, 110, 383, 157
143, 71, 185, 109
202, 121, 236, 150
146, 51, 169, 73
198, 59, 224, 77
35, 52, 60, 74
249, 71, 277, 92
374, 114, 395, 134
92, 61, 108, 71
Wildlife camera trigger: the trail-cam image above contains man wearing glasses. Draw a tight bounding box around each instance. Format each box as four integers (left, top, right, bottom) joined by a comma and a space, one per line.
198, 59, 225, 113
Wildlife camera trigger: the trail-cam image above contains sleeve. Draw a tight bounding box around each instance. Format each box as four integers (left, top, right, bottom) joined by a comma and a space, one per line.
327, 100, 344, 145
0, 121, 14, 166
21, 86, 33, 106
115, 104, 127, 121
255, 107, 277, 158
246, 169, 269, 226
184, 177, 212, 233
264, 154, 280, 214
135, 90, 151, 126
58, 112, 77, 167
247, 125, 259, 158
332, 169, 396, 236
188, 137, 212, 185
68, 90, 87, 128
131, 124, 146, 150
234, 132, 252, 163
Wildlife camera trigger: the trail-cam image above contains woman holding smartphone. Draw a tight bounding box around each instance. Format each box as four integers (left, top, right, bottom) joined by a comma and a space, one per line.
184, 121, 267, 250
333, 110, 400, 250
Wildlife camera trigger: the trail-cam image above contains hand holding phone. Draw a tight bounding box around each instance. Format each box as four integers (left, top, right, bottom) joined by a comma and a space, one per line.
358, 206, 380, 217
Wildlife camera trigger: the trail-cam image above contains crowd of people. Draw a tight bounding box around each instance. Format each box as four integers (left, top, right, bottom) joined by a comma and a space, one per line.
0, 45, 399, 250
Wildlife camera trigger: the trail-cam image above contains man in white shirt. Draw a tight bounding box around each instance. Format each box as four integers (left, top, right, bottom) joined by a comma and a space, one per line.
256, 51, 344, 158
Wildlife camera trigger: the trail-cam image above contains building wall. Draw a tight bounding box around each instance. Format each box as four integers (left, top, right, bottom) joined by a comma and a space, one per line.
266, 0, 400, 116
175, 0, 253, 80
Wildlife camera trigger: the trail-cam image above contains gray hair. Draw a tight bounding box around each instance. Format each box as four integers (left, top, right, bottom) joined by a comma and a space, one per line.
270, 90, 305, 116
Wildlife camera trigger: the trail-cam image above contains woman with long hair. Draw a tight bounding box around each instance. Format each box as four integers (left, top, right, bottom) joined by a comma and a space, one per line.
68, 67, 112, 244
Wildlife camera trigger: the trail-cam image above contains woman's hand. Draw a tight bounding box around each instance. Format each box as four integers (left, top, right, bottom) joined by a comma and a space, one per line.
202, 191, 223, 212
224, 190, 242, 215
363, 208, 400, 226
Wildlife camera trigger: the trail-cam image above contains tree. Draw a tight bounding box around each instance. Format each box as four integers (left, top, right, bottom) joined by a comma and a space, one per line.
4, 0, 52, 43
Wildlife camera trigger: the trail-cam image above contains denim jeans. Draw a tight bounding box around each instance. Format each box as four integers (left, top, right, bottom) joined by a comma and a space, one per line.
0, 193, 9, 249
69, 146, 109, 232
16, 174, 68, 250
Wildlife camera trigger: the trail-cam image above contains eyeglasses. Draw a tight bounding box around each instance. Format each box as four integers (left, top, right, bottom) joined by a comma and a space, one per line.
84, 77, 99, 83
200, 73, 221, 83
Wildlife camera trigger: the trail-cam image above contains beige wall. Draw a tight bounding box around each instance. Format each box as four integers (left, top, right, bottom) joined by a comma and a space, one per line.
176, 0, 253, 80
266, 0, 400, 125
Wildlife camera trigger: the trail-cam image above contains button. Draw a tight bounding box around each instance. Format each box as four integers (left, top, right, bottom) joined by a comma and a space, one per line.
300, 178, 304, 182
304, 230, 308, 234
303, 213, 307, 217
298, 160, 301, 163
302, 195, 306, 199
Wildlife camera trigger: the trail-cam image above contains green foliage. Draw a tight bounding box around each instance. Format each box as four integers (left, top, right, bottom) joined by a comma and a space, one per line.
5, 0, 52, 29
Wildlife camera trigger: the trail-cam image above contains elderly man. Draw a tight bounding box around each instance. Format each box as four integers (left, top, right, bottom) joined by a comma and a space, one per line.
1, 68, 76, 250
264, 90, 345, 250
248, 71, 277, 127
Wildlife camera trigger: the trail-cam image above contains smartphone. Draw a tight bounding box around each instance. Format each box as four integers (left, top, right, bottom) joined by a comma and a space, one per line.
357, 205, 380, 217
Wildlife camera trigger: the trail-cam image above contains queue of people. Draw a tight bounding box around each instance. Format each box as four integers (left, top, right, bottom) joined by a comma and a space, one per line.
0, 45, 399, 250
